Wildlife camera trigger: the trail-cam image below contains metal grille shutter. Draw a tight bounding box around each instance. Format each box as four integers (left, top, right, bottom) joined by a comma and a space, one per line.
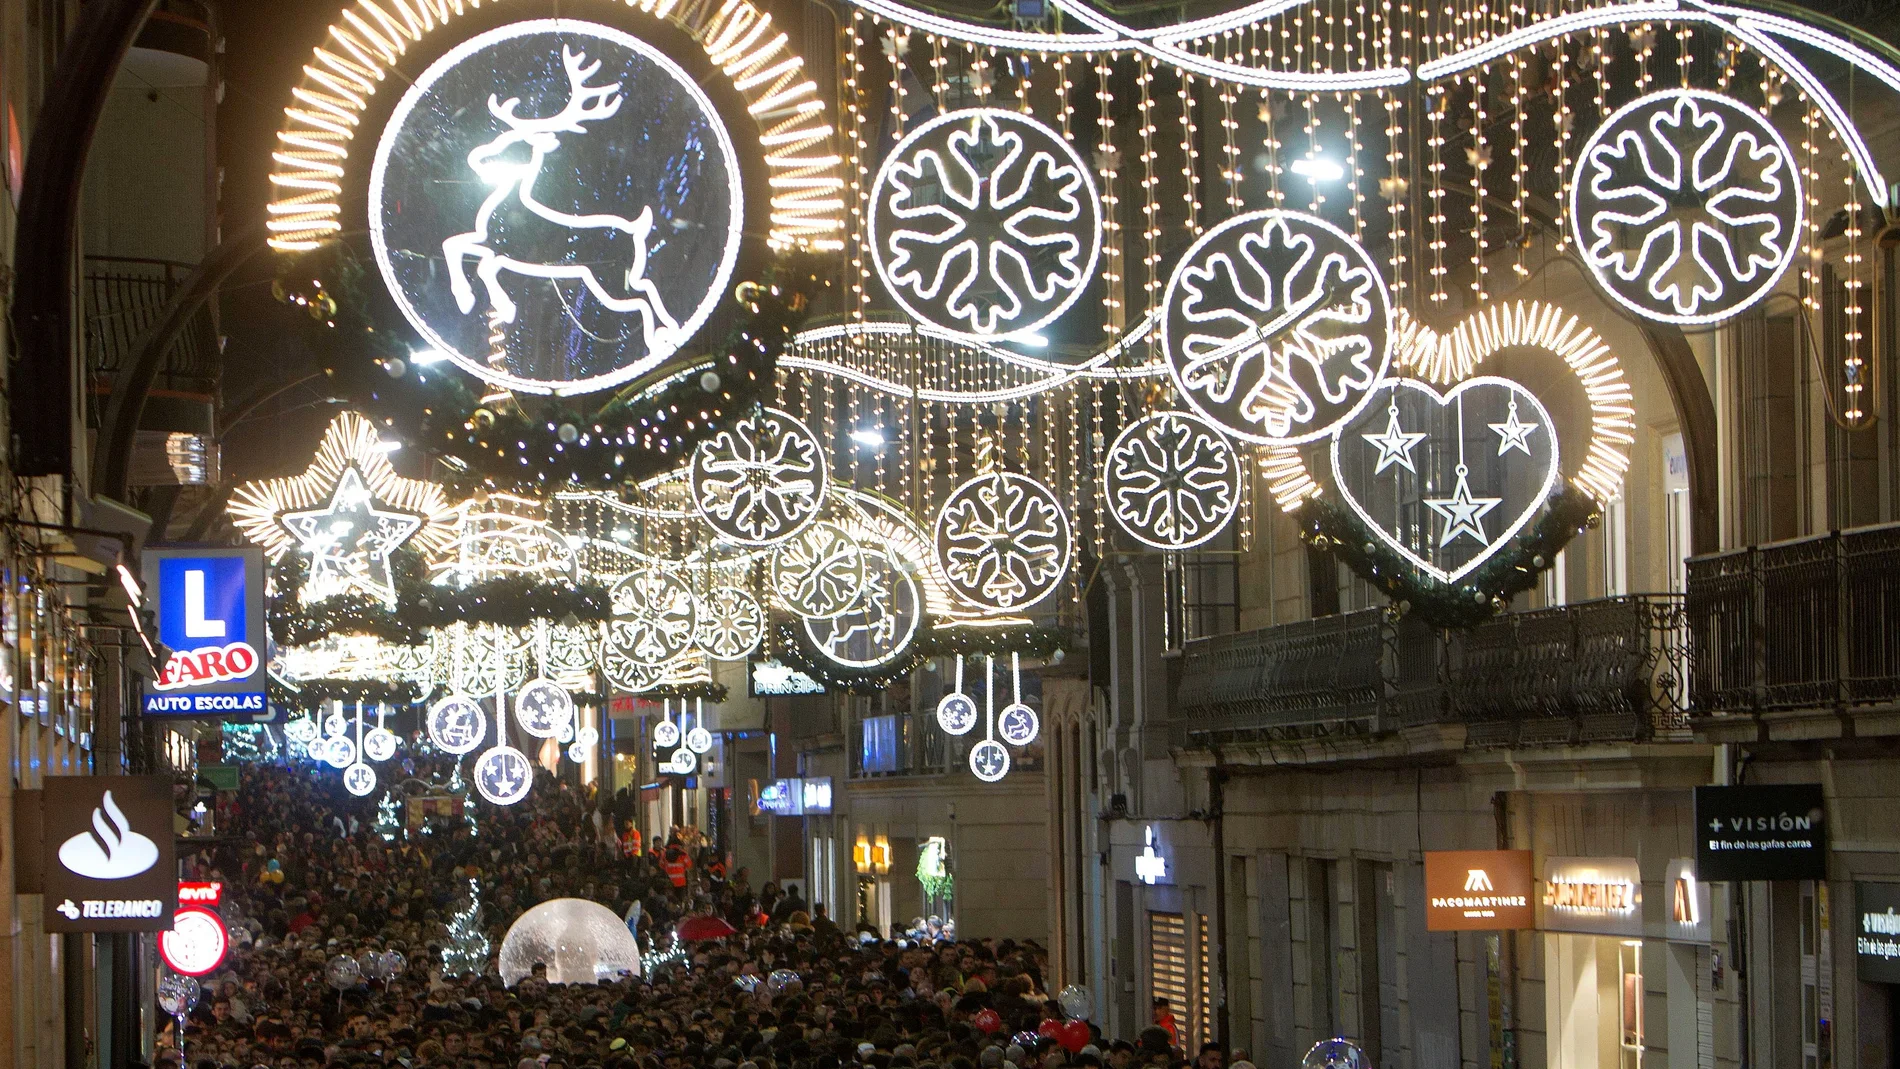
1149, 911, 1190, 1047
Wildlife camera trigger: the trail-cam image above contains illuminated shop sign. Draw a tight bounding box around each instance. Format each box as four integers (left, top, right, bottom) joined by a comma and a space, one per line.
141, 547, 266, 717
1422, 850, 1533, 931
1540, 856, 1643, 937
1694, 784, 1827, 882
41, 777, 176, 933
1857, 883, 1900, 984
1665, 859, 1711, 944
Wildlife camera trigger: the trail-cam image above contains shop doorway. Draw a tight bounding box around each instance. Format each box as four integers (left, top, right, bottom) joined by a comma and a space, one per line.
1546, 934, 1646, 1069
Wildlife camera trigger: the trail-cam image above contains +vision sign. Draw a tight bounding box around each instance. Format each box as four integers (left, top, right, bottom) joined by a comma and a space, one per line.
141, 547, 266, 717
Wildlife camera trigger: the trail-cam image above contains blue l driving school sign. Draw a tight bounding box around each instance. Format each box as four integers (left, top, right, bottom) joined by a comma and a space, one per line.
140, 547, 267, 717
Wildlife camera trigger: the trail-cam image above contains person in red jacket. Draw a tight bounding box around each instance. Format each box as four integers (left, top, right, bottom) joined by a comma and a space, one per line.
620, 822, 642, 859
663, 842, 689, 890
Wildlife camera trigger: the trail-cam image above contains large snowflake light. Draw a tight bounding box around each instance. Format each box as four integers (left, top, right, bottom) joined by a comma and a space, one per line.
771, 521, 867, 618
695, 586, 765, 660
1571, 89, 1802, 326
1104, 412, 1242, 550
934, 471, 1073, 612
1162, 208, 1392, 445
690, 408, 828, 546
608, 570, 699, 665
870, 108, 1101, 341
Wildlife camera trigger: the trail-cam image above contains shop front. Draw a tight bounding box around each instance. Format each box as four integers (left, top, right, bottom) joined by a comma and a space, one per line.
1541, 857, 1646, 1069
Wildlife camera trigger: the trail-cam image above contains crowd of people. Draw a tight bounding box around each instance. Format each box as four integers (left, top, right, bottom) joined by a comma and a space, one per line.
158, 758, 1244, 1069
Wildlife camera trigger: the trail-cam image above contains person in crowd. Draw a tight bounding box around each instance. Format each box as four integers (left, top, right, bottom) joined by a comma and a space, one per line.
152, 758, 1175, 1069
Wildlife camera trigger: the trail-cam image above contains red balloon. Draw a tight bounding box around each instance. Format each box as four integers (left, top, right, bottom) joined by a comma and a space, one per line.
973, 1009, 1003, 1034
1037, 1020, 1061, 1039
1057, 1020, 1091, 1053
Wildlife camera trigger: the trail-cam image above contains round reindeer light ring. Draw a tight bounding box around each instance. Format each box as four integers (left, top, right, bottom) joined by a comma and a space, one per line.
369, 20, 744, 396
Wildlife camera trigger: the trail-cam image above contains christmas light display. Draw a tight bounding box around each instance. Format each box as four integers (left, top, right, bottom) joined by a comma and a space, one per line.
690, 407, 828, 546
934, 472, 1073, 613
1103, 412, 1242, 550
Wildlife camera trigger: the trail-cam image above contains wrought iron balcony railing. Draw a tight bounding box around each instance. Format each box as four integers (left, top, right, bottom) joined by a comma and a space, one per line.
1687, 523, 1900, 715
1175, 595, 1689, 751
84, 255, 220, 389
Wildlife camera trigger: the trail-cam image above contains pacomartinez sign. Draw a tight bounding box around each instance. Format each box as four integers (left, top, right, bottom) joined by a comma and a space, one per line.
1423, 851, 1534, 931
1541, 856, 1643, 937
41, 776, 175, 933
1695, 784, 1827, 881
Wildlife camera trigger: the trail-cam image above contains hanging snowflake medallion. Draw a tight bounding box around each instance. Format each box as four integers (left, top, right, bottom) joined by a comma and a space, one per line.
344, 762, 378, 797
998, 702, 1040, 747
670, 748, 699, 775
690, 407, 827, 546
514, 678, 576, 739
567, 743, 588, 763
653, 718, 681, 748
803, 548, 923, 670
968, 739, 1011, 783
771, 521, 868, 618
1329, 377, 1560, 584
934, 472, 1073, 612
426, 695, 487, 755
601, 645, 665, 692
936, 692, 978, 736
1571, 89, 1801, 326
1104, 412, 1243, 550
869, 107, 1102, 341
473, 745, 533, 806
1161, 208, 1393, 445
322, 735, 357, 769
695, 586, 766, 660
685, 726, 714, 754
609, 570, 699, 665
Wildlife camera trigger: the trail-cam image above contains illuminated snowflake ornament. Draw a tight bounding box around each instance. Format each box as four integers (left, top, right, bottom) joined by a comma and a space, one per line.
1572, 89, 1801, 326
514, 678, 576, 739
934, 472, 1073, 612
771, 522, 867, 618
695, 587, 765, 660
609, 570, 698, 666
1162, 208, 1393, 445
1104, 412, 1243, 550
426, 695, 487, 755
653, 718, 681, 748
936, 693, 978, 736
362, 727, 400, 763
690, 408, 827, 546
601, 646, 664, 692
344, 762, 378, 797
473, 745, 533, 806
322, 735, 357, 769
685, 727, 714, 754
968, 739, 1011, 783
870, 108, 1101, 341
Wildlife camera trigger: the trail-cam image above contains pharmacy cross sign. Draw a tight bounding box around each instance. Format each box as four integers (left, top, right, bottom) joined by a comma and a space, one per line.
1135, 826, 1168, 885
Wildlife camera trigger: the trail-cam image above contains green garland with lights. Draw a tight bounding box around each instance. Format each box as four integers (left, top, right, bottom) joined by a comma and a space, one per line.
270, 549, 613, 647
274, 242, 830, 494
1297, 485, 1601, 629
631, 681, 730, 703
768, 618, 1070, 694
269, 675, 422, 711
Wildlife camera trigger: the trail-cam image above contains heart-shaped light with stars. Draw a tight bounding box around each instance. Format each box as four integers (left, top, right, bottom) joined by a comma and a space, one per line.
1329, 376, 1559, 584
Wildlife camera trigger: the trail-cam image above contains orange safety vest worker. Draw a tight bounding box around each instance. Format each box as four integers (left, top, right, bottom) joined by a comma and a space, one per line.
664, 853, 689, 888
621, 828, 642, 858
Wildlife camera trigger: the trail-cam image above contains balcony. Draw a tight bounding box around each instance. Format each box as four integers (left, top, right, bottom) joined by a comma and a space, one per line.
1174, 595, 1690, 752
84, 256, 220, 391
1687, 523, 1900, 718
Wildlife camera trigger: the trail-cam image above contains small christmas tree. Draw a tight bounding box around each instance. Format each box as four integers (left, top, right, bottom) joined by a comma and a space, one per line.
375, 791, 401, 841
441, 877, 490, 977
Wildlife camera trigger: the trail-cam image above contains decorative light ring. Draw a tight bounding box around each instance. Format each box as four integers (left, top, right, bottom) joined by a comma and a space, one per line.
801, 548, 923, 670
653, 718, 682, 749
1103, 411, 1242, 550
609, 570, 700, 665
514, 678, 577, 740
267, 0, 842, 252
690, 407, 828, 546
968, 738, 1011, 783
933, 471, 1074, 613
1261, 301, 1635, 512
473, 745, 534, 806
362, 727, 400, 762
998, 702, 1040, 748
695, 586, 766, 660
426, 695, 487, 755
770, 521, 867, 619
343, 762, 379, 797
936, 692, 978, 736
602, 645, 666, 692
369, 20, 744, 397
685, 727, 714, 754
1161, 208, 1394, 446
1570, 88, 1802, 327
322, 735, 358, 769
868, 108, 1102, 343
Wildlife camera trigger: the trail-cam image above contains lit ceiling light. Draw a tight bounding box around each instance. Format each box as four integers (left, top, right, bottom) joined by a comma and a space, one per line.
1290, 157, 1346, 182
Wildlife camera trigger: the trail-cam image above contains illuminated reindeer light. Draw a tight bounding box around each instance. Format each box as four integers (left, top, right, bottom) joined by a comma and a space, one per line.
444, 46, 681, 351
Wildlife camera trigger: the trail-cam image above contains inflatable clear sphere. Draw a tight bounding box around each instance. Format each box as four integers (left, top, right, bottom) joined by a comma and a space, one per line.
158, 973, 200, 1015
325, 954, 362, 990
1302, 1039, 1368, 1069
498, 898, 643, 987
765, 968, 802, 996
1058, 984, 1092, 1020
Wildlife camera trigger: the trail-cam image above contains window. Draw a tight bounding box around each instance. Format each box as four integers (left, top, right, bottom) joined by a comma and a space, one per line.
859, 715, 898, 774
1150, 911, 1191, 1047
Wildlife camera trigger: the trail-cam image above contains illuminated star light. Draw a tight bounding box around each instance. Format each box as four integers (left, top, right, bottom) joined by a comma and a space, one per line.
1488, 400, 1540, 456
1361, 404, 1428, 474
1424, 465, 1503, 548
278, 467, 425, 605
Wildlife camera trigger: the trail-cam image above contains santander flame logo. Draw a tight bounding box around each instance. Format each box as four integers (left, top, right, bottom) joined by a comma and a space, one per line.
57, 790, 160, 880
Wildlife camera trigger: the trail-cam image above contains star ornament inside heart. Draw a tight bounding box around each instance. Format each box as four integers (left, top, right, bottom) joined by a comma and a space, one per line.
1261, 299, 1636, 622
1331, 376, 1560, 584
